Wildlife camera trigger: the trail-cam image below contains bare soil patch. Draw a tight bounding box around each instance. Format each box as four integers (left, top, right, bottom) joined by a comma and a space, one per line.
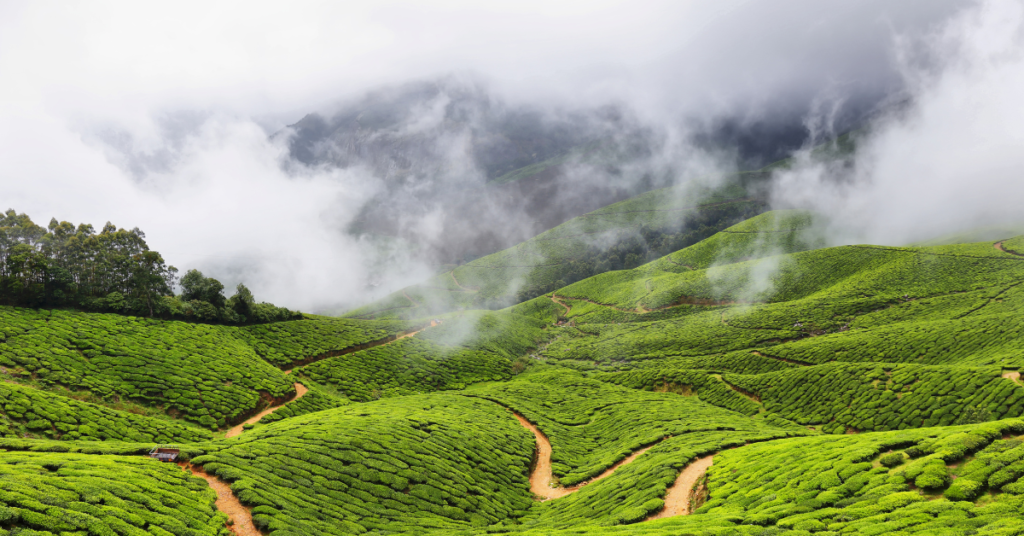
646, 455, 714, 520
510, 410, 659, 501
225, 382, 308, 438
181, 462, 262, 536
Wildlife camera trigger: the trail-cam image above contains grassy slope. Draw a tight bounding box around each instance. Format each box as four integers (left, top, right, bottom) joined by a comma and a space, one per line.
343, 182, 766, 320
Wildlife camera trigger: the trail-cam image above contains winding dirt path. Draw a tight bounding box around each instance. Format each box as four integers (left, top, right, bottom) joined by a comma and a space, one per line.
646, 455, 714, 520
225, 383, 308, 438
450, 271, 477, 291
995, 241, 1024, 257
511, 410, 660, 501
550, 295, 572, 318
1004, 371, 1021, 384
181, 462, 262, 536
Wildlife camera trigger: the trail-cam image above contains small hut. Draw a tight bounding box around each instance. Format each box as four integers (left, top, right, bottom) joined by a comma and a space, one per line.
148, 446, 180, 462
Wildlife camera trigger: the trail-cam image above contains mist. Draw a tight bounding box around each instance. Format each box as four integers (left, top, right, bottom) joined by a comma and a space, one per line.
0, 0, 981, 312
771, 0, 1024, 246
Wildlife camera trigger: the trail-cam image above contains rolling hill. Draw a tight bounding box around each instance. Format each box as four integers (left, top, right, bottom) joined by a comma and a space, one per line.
2, 205, 1024, 535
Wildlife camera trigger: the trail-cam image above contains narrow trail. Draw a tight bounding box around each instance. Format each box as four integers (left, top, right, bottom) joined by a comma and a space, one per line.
225, 383, 309, 439
646, 455, 715, 520
550, 295, 571, 318
279, 322, 435, 373
180, 462, 262, 536
510, 410, 661, 501
995, 241, 1024, 257
450, 271, 477, 291
1004, 371, 1021, 385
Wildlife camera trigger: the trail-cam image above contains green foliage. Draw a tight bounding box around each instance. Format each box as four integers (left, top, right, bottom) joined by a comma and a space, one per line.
234, 317, 411, 368
345, 183, 767, 319
297, 311, 547, 401
0, 381, 209, 442
724, 363, 1023, 433
257, 381, 349, 424
0, 209, 299, 324
466, 371, 806, 486
298, 337, 511, 402
0, 306, 294, 428
191, 394, 535, 535
0, 451, 228, 536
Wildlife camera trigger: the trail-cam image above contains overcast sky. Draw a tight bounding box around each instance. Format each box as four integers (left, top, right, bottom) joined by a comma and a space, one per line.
0, 0, 991, 310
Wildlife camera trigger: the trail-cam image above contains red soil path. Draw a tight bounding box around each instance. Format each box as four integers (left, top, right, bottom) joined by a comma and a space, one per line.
511, 411, 660, 501
225, 382, 308, 438
646, 455, 715, 520
181, 462, 262, 536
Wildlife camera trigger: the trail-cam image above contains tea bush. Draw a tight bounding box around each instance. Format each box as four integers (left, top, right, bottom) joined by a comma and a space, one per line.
298, 337, 512, 402
234, 317, 411, 368
0, 306, 295, 428
191, 394, 535, 535
0, 451, 228, 536
0, 381, 210, 442
465, 371, 806, 486
725, 363, 1024, 433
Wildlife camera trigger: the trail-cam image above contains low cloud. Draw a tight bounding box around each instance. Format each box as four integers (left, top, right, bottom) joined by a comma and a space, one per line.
771, 0, 1024, 246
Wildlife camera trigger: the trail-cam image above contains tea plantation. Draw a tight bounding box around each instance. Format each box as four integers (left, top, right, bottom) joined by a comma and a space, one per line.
4, 211, 1024, 535
0, 451, 229, 536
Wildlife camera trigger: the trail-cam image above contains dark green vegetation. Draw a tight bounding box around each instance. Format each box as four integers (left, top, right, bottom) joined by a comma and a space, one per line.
0, 209, 299, 323
5, 205, 1024, 535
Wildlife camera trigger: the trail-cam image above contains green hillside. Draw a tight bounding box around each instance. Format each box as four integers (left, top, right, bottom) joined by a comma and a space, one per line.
344, 181, 770, 319
4, 209, 1024, 535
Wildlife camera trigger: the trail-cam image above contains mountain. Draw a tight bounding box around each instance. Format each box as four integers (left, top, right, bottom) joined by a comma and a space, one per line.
280, 78, 849, 268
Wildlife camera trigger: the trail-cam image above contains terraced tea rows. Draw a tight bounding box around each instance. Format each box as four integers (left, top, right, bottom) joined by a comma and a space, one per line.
236, 318, 412, 368
2, 212, 1024, 536
0, 451, 228, 535
297, 311, 547, 401
190, 394, 536, 535
0, 381, 210, 442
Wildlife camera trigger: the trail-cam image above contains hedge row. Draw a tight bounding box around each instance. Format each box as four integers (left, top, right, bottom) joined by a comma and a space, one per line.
0, 306, 294, 429
0, 381, 210, 442
724, 363, 1024, 433
298, 338, 512, 402
191, 394, 535, 535
234, 318, 411, 368
465, 371, 804, 486
594, 368, 761, 416
0, 451, 228, 536
257, 381, 349, 425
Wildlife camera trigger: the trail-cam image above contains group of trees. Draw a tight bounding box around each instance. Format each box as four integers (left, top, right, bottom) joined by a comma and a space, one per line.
0, 209, 300, 324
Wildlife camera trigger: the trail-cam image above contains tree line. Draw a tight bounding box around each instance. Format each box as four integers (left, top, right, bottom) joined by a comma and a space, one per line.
0, 209, 301, 323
